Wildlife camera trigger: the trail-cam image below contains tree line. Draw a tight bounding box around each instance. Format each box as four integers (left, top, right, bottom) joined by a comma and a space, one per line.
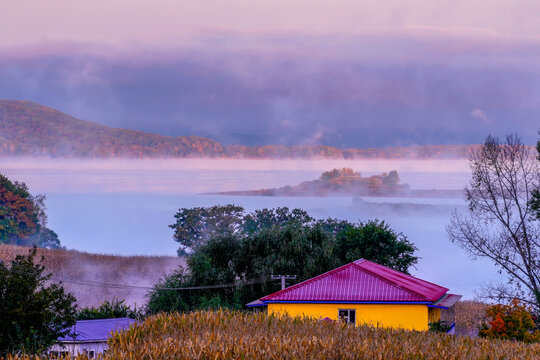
146, 206, 418, 313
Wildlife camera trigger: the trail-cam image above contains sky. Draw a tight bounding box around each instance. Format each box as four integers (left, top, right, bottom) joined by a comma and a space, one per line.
1, 1, 540, 147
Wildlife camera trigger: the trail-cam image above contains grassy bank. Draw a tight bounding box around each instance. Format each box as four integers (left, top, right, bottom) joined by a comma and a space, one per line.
0, 244, 184, 308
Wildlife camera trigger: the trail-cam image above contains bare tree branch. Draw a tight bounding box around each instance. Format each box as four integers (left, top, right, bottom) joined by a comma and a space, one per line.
447, 134, 540, 310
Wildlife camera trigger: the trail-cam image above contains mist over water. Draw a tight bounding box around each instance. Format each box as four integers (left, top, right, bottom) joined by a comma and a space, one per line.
0, 157, 497, 299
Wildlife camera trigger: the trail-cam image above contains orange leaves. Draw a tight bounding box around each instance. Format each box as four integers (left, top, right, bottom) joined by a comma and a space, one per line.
0, 184, 38, 241
480, 299, 540, 343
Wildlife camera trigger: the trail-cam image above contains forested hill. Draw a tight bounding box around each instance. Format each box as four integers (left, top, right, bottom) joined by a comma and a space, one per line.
0, 100, 224, 157
0, 100, 474, 159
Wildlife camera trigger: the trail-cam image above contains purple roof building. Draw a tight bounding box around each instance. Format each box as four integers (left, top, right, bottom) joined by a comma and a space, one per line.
49, 318, 137, 358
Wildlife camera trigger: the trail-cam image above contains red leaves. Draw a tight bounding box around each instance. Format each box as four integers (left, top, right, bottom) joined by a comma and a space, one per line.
480, 299, 540, 343
0, 180, 38, 241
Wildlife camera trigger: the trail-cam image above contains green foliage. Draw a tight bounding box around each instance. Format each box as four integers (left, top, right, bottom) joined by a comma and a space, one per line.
146, 268, 191, 315
479, 299, 540, 343
428, 320, 453, 333
170, 205, 244, 255
76, 299, 144, 320
0, 246, 77, 356
335, 219, 417, 274
150, 206, 418, 313
0, 172, 61, 249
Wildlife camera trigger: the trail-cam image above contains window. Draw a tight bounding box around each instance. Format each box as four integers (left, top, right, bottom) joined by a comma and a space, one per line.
338, 309, 356, 325
83, 349, 95, 359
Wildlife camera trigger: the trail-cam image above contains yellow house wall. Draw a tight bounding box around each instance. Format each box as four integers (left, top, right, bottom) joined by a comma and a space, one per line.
428, 307, 441, 324
268, 303, 429, 331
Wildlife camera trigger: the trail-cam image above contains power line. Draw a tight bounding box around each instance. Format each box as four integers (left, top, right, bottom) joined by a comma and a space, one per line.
51, 276, 271, 291
271, 274, 297, 290
5, 265, 273, 291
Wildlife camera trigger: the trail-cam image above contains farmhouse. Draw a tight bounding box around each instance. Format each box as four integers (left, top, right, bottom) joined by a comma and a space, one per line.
250, 259, 461, 331
49, 318, 136, 358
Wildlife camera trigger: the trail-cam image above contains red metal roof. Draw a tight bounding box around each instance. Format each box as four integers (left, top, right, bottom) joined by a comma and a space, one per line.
354, 260, 448, 302
260, 259, 449, 303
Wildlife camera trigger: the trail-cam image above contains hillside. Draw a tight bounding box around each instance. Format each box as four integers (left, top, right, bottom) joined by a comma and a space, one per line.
0, 100, 224, 157
0, 244, 184, 308
0, 100, 474, 159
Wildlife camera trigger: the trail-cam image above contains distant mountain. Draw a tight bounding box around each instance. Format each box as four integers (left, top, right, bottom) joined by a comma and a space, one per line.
0, 100, 474, 159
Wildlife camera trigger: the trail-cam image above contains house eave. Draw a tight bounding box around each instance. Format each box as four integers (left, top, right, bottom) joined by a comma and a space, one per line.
262, 300, 432, 305
57, 339, 108, 344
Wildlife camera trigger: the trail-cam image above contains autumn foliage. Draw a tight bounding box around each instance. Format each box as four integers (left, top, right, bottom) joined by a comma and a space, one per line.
0, 100, 477, 159
0, 174, 40, 243
480, 299, 540, 343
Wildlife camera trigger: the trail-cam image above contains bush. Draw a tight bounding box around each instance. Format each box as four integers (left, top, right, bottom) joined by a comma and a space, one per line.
0, 246, 76, 356
77, 299, 144, 320
428, 320, 453, 333
479, 299, 540, 343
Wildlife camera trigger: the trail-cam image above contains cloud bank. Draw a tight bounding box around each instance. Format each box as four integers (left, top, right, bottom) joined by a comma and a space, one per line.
1, 2, 540, 147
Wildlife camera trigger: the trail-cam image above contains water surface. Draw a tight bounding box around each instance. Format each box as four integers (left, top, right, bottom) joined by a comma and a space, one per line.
1, 157, 496, 298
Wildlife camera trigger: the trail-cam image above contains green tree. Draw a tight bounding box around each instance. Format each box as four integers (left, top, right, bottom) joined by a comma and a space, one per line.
146, 267, 191, 315
0, 173, 61, 249
241, 207, 313, 234
0, 247, 77, 356
335, 219, 418, 274
76, 299, 144, 320
170, 205, 244, 255
148, 207, 418, 313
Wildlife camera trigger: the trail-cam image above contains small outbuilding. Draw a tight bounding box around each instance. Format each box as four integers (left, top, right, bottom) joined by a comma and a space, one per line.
250, 259, 461, 331
49, 318, 137, 358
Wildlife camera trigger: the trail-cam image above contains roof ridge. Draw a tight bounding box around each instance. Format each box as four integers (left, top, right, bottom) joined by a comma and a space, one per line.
260, 262, 356, 301
362, 260, 449, 292
75, 317, 134, 323
350, 263, 430, 301
261, 260, 433, 302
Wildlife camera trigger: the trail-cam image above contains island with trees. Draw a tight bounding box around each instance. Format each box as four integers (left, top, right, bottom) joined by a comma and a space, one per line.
212, 168, 462, 198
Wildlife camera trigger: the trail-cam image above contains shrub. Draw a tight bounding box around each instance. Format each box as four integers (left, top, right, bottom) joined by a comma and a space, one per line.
479, 299, 540, 343
77, 299, 144, 320
428, 320, 453, 333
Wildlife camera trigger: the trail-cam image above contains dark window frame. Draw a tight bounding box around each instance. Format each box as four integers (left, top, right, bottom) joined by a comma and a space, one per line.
338, 308, 356, 325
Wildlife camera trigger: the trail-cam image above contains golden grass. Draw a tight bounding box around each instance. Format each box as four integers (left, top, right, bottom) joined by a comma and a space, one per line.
454, 300, 489, 337
0, 244, 184, 308
7, 310, 540, 360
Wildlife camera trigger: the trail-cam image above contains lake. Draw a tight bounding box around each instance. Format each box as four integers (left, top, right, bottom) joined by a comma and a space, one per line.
0, 157, 499, 299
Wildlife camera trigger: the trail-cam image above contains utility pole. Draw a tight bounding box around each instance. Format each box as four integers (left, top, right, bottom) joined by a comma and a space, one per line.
271, 275, 297, 290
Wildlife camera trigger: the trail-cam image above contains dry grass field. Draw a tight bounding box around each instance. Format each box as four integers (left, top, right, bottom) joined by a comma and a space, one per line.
1, 245, 491, 337
454, 300, 489, 337
0, 244, 184, 308
7, 310, 540, 360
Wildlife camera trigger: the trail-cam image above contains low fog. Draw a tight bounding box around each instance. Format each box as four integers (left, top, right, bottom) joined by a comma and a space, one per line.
0, 158, 497, 300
